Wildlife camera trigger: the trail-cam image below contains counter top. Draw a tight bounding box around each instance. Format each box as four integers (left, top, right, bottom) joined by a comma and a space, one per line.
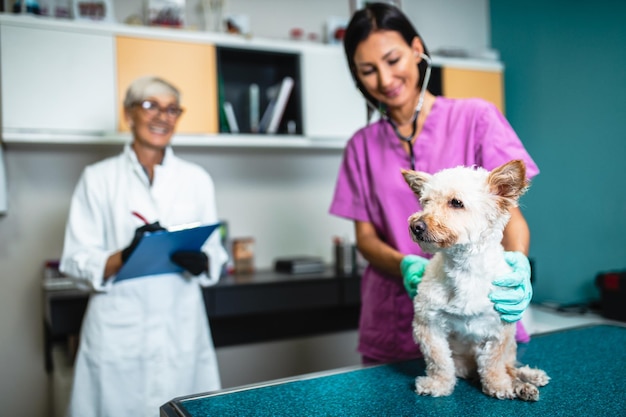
42, 265, 361, 373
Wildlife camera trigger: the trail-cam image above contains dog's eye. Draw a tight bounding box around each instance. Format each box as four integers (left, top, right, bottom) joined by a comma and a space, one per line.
449, 199, 464, 209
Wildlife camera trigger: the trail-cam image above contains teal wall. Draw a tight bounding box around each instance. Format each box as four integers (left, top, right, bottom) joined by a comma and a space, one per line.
490, 1, 626, 305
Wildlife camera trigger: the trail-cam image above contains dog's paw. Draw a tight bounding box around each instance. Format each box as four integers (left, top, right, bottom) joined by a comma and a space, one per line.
482, 381, 515, 400
514, 381, 540, 402
415, 376, 455, 397
516, 365, 550, 387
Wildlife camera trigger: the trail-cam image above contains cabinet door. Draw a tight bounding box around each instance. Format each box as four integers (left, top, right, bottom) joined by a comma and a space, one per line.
301, 47, 366, 140
442, 67, 504, 113
0, 24, 116, 133
116, 36, 218, 134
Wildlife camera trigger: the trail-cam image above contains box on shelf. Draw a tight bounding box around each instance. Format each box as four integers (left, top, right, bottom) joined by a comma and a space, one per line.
144, 0, 185, 28
232, 237, 254, 274
73, 0, 114, 22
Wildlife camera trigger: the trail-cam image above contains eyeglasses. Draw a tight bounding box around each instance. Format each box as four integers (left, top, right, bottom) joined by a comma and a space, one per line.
135, 100, 184, 118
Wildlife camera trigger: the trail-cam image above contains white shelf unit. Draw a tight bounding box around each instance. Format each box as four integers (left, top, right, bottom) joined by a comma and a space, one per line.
0, 15, 504, 149
0, 14, 365, 149
0, 130, 347, 149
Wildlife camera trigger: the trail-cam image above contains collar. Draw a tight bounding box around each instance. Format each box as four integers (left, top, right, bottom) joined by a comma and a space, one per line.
124, 143, 175, 167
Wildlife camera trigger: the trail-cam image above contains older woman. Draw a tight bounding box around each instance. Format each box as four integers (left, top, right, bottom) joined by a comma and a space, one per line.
60, 76, 228, 417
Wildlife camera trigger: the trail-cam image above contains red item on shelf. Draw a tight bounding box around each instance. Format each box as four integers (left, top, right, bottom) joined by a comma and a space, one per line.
289, 28, 304, 40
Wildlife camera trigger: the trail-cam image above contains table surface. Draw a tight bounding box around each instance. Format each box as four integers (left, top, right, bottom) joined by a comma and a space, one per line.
161, 324, 626, 417
43, 266, 361, 372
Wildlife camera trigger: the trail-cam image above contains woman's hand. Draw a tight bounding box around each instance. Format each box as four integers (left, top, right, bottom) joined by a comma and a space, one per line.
400, 255, 429, 298
489, 251, 533, 322
171, 251, 209, 276
121, 222, 166, 262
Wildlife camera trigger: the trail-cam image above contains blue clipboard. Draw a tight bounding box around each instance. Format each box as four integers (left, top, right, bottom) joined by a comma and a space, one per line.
115, 223, 220, 282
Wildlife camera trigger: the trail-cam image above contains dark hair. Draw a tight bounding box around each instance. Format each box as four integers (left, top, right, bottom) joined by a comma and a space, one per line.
343, 2, 430, 109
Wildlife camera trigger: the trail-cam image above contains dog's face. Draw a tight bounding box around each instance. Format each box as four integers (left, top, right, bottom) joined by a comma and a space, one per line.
402, 160, 529, 253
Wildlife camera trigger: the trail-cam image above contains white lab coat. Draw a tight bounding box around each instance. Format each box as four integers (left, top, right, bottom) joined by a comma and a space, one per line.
60, 145, 228, 417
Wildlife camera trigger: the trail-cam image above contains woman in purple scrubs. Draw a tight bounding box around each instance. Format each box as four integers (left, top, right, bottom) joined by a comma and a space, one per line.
329, 3, 539, 364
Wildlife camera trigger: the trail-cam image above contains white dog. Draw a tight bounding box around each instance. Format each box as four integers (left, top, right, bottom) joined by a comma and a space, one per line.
401, 160, 549, 401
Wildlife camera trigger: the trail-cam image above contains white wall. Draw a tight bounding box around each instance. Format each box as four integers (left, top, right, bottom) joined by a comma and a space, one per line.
404, 0, 490, 53
0, 143, 357, 416
0, 1, 489, 416
112, 0, 491, 52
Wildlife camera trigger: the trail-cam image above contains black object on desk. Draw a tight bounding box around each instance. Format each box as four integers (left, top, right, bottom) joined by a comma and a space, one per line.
161, 324, 626, 417
274, 256, 325, 274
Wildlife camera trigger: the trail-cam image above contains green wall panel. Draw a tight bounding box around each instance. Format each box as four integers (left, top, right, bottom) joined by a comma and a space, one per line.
491, 0, 626, 305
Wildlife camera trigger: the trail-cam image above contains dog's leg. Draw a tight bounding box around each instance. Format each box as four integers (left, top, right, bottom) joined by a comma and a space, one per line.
414, 323, 456, 397
477, 329, 548, 401
475, 329, 517, 400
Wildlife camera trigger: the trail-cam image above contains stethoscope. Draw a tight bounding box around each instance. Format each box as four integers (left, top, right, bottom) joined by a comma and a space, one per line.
364, 53, 432, 170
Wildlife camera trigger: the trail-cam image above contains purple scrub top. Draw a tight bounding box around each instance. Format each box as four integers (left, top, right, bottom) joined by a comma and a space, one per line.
329, 97, 539, 362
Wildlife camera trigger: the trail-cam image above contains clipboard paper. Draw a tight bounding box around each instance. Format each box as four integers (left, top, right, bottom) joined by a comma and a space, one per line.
115, 223, 220, 282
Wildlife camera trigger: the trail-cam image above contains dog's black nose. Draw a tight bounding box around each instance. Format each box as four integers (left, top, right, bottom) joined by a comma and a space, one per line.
411, 220, 427, 237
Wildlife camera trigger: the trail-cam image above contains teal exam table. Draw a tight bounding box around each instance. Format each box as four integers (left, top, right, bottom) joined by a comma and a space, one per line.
161, 324, 626, 417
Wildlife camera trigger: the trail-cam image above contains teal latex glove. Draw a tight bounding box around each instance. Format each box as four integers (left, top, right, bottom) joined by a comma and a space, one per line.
401, 255, 429, 298
489, 251, 533, 323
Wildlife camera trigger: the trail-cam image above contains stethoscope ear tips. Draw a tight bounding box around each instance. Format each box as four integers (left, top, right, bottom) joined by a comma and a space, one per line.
415, 52, 431, 64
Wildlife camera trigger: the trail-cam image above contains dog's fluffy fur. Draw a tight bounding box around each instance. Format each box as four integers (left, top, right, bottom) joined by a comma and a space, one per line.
401, 160, 549, 401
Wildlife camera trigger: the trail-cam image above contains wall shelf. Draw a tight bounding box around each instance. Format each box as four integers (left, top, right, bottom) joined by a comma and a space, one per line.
1, 130, 348, 149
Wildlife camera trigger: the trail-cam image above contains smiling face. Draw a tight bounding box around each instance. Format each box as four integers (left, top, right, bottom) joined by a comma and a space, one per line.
353, 30, 423, 112
125, 94, 182, 151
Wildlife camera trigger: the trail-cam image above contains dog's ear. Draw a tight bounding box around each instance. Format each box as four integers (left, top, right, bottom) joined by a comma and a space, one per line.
402, 169, 431, 197
487, 160, 529, 206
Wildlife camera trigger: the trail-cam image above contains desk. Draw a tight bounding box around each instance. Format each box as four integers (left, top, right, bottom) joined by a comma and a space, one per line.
160, 324, 626, 417
43, 266, 361, 373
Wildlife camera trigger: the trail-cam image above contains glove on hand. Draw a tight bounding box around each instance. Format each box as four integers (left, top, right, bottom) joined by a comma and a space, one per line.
171, 251, 209, 276
489, 251, 533, 323
401, 255, 429, 299
121, 222, 166, 263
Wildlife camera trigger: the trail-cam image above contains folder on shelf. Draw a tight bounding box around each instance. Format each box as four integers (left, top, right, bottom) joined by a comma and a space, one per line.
249, 83, 260, 133
115, 223, 220, 282
259, 76, 294, 134
223, 102, 240, 133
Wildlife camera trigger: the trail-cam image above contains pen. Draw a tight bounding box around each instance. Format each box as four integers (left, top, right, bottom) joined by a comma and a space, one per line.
131, 211, 150, 225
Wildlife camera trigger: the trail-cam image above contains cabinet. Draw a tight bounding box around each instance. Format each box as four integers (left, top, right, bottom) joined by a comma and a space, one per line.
0, 16, 504, 148
432, 57, 504, 113
442, 67, 504, 113
43, 266, 361, 369
116, 36, 219, 134
217, 47, 302, 135
0, 15, 364, 147
301, 47, 365, 140
0, 22, 116, 135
